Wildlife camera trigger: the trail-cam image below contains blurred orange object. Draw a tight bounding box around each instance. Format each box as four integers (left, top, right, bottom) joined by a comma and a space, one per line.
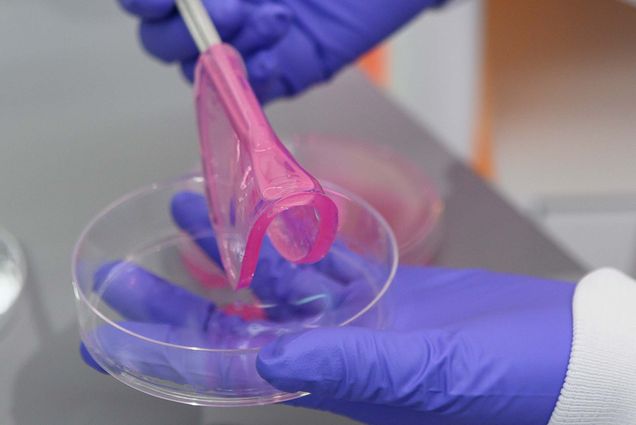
471, 0, 495, 180
358, 45, 389, 87
472, 54, 495, 180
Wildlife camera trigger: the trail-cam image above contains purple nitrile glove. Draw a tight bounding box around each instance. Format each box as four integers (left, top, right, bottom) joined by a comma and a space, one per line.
81, 191, 575, 425
256, 266, 575, 425
117, 0, 446, 102
80, 191, 375, 386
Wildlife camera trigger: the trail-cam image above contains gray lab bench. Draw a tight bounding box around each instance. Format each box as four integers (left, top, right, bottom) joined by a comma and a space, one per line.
0, 3, 584, 424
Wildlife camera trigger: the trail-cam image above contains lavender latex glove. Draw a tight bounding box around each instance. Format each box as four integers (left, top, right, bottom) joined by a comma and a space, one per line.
256, 267, 575, 425
117, 0, 446, 102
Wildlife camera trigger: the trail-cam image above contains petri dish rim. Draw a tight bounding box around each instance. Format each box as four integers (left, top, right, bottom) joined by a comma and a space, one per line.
71, 173, 398, 354
102, 369, 310, 407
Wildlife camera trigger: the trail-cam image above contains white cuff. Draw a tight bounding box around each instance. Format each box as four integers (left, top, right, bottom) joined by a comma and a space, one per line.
549, 268, 636, 425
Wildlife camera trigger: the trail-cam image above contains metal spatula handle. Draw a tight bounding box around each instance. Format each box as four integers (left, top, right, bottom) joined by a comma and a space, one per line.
176, 0, 221, 52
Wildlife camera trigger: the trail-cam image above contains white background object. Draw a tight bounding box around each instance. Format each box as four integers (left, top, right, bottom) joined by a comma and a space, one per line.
389, 0, 484, 161
486, 0, 636, 271
549, 269, 636, 425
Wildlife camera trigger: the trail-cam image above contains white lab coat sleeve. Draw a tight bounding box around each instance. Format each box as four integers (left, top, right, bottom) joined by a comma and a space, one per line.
548, 268, 636, 425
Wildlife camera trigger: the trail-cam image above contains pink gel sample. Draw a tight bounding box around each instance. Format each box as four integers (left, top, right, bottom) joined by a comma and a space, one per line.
193, 44, 338, 290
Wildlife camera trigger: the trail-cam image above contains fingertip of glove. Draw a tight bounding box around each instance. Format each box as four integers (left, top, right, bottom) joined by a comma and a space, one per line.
269, 3, 294, 21
80, 344, 107, 374
203, 0, 252, 40
171, 190, 204, 210
256, 3, 294, 32
257, 329, 351, 394
256, 333, 310, 391
247, 52, 278, 82
139, 19, 196, 63
170, 191, 208, 230
119, 0, 175, 19
93, 260, 125, 292
180, 60, 196, 84
118, 0, 138, 13
254, 80, 289, 104
257, 333, 292, 365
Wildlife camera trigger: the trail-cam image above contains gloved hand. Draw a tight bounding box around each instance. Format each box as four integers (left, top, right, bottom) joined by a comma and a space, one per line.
117, 0, 445, 102
257, 267, 575, 425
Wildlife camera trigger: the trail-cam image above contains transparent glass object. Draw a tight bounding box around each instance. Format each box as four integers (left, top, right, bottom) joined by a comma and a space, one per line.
194, 45, 338, 290
72, 175, 397, 406
0, 228, 25, 328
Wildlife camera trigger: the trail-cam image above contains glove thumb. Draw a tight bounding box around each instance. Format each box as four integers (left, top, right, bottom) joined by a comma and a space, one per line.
256, 327, 470, 410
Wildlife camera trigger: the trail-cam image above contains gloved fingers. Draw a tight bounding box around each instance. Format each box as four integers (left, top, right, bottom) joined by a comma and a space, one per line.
180, 58, 197, 82
330, 277, 381, 325
231, 3, 293, 56
118, 0, 176, 20
94, 261, 215, 327
250, 266, 347, 323
248, 233, 375, 324
257, 327, 473, 410
139, 15, 198, 63
245, 50, 290, 103
171, 191, 222, 266
242, 26, 334, 102
80, 343, 107, 374
203, 0, 255, 40
170, 190, 372, 285
246, 27, 331, 102
251, 266, 377, 327
138, 0, 251, 63
249, 73, 289, 104
170, 191, 288, 267
314, 240, 383, 284
170, 192, 372, 326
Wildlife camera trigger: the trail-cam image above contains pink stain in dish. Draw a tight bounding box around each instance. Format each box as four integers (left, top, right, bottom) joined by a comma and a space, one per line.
178, 235, 227, 288
222, 304, 266, 321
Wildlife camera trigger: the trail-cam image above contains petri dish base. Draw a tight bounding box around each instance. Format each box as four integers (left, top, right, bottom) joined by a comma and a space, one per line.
72, 174, 398, 406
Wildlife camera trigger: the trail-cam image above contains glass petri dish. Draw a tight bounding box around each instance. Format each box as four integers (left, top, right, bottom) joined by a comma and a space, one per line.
72, 174, 398, 406
286, 135, 444, 264
0, 228, 25, 330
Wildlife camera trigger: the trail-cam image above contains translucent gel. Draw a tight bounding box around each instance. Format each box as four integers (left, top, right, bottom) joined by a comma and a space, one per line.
194, 45, 338, 290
